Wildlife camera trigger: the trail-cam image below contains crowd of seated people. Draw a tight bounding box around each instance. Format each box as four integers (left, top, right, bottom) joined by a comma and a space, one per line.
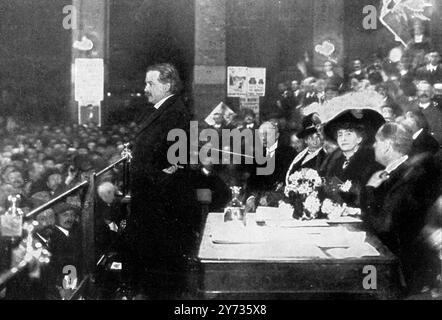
0, 120, 137, 299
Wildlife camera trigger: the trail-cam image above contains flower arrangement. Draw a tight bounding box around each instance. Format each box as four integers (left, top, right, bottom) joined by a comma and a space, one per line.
284, 169, 323, 220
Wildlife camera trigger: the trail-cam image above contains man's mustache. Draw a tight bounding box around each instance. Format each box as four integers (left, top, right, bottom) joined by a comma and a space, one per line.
419, 94, 430, 98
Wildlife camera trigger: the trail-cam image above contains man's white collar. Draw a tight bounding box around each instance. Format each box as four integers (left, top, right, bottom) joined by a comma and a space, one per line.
385, 155, 408, 174
419, 102, 431, 110
267, 141, 278, 157
153, 94, 174, 110
413, 128, 423, 140
56, 225, 69, 237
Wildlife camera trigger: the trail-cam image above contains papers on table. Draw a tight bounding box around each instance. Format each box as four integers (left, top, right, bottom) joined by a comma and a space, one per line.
314, 227, 365, 248
326, 216, 362, 224
255, 207, 362, 226
256, 206, 293, 221
208, 214, 380, 259
323, 244, 380, 259
266, 219, 330, 228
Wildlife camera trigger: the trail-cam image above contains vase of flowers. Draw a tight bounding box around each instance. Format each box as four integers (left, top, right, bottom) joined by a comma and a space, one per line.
284, 169, 323, 220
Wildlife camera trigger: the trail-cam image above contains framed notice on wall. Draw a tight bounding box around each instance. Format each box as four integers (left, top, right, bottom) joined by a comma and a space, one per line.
227, 66, 266, 97
74, 58, 104, 105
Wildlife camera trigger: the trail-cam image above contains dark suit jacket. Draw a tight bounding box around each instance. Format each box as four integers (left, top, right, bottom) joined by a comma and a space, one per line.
412, 101, 442, 146
411, 129, 440, 156
416, 64, 442, 85
399, 71, 417, 97
42, 225, 82, 298
247, 143, 297, 195
360, 153, 441, 293
129, 95, 198, 269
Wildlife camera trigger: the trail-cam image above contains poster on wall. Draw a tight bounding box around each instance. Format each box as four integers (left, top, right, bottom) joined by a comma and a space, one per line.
227, 67, 266, 97
227, 66, 248, 97
246, 68, 266, 97
74, 58, 104, 105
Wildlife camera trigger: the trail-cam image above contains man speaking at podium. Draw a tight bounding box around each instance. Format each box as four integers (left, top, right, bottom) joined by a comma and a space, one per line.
126, 63, 198, 299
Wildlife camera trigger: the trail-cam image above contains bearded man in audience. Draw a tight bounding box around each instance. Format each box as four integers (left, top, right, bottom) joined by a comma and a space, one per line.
361, 123, 441, 295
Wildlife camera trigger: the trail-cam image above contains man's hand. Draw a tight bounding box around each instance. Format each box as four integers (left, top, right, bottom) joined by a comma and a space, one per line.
245, 196, 256, 213
366, 171, 389, 188
424, 227, 442, 251
259, 195, 269, 207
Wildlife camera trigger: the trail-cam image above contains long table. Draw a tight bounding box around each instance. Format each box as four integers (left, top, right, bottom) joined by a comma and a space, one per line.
197, 212, 403, 300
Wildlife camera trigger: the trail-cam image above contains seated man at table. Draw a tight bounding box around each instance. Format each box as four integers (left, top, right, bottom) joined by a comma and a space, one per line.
361, 123, 441, 296
246, 121, 296, 210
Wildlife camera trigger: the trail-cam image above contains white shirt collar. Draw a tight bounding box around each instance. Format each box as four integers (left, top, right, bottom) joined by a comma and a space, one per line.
427, 64, 437, 72
354, 70, 362, 75
415, 34, 423, 43
400, 70, 408, 76
326, 71, 334, 77
153, 94, 174, 110
267, 141, 278, 158
385, 155, 408, 174
413, 128, 424, 140
56, 225, 69, 237
419, 102, 431, 110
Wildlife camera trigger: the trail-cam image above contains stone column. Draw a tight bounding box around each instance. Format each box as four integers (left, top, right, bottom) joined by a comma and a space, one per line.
312, 0, 345, 71
70, 0, 109, 123
193, 0, 227, 121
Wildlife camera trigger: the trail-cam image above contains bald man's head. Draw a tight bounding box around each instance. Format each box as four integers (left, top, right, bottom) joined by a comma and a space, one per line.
258, 122, 279, 148
97, 182, 116, 204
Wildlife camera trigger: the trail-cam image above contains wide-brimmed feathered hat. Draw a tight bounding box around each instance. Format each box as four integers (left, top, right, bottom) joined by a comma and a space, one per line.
323, 109, 385, 144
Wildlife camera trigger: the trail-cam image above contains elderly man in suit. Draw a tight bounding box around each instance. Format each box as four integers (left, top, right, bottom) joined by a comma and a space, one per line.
361, 123, 441, 296
246, 121, 296, 209
411, 81, 442, 147
127, 63, 198, 299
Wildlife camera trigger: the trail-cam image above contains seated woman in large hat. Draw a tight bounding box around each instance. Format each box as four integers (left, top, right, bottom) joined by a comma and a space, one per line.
285, 113, 327, 185
320, 109, 385, 207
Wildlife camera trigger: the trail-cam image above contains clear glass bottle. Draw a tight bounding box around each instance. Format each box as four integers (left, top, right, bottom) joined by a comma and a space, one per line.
0, 195, 23, 238
224, 186, 246, 225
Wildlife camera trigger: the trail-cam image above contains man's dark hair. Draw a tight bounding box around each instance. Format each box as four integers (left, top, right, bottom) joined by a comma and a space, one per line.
406, 110, 430, 131
146, 63, 183, 95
